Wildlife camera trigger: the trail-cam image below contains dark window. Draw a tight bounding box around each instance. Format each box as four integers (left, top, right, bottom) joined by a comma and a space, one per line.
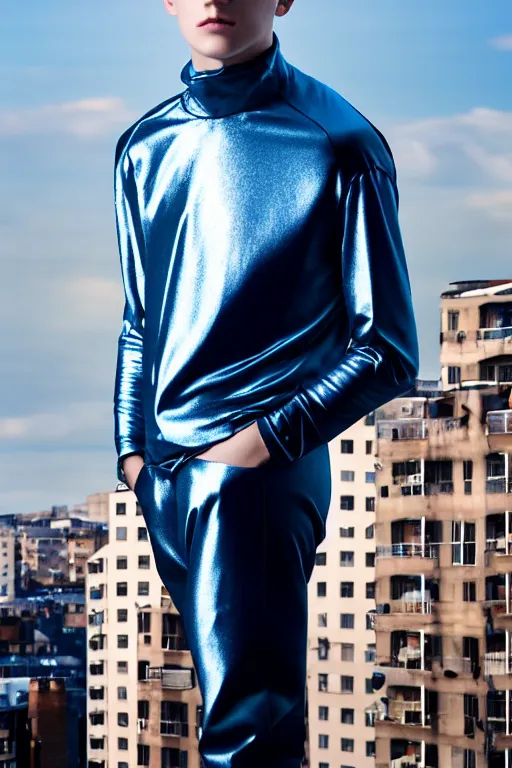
463, 581, 476, 601
341, 440, 354, 454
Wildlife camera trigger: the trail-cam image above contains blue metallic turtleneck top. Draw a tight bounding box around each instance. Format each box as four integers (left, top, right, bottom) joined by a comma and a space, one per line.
113, 31, 420, 484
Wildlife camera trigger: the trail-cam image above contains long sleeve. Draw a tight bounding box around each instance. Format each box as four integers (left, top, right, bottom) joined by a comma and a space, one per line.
113, 139, 146, 484
256, 163, 420, 465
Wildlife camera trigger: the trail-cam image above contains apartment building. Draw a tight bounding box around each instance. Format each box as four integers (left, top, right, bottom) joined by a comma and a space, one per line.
87, 484, 202, 768
307, 414, 378, 767
373, 279, 512, 768
0, 527, 16, 601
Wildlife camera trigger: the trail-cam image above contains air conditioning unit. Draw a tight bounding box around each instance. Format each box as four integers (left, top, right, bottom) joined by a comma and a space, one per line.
406, 474, 422, 484
456, 330, 467, 342
401, 404, 412, 415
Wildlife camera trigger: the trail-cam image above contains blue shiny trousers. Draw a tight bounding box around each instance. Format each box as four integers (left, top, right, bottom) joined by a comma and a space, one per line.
133, 441, 332, 768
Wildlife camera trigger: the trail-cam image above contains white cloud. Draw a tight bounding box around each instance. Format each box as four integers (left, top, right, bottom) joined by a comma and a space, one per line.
489, 35, 512, 51
0, 97, 136, 138
388, 107, 512, 182
466, 189, 512, 221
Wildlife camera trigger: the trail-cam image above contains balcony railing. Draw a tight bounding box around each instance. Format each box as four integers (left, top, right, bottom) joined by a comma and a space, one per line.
376, 543, 440, 559
477, 326, 512, 340
390, 593, 433, 615
484, 651, 512, 676
486, 477, 512, 494
160, 720, 189, 737
388, 699, 423, 725
487, 410, 512, 435
143, 666, 194, 690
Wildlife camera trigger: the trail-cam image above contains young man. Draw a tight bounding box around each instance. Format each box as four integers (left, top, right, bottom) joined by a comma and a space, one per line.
113, 1, 419, 766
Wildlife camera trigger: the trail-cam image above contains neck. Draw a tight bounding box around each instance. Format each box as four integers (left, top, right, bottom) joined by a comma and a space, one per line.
180, 31, 290, 119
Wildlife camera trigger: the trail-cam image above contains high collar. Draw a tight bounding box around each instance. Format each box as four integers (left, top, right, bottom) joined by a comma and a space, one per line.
180, 31, 289, 119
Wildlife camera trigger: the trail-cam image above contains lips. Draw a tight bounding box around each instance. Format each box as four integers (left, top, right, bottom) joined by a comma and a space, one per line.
199, 17, 235, 26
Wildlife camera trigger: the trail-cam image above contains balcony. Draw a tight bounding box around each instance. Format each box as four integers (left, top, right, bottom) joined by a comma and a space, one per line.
488, 410, 512, 435
485, 651, 512, 677
160, 720, 189, 737
142, 666, 194, 690
384, 686, 438, 730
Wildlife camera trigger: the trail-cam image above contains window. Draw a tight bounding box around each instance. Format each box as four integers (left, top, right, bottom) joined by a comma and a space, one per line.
116, 502, 126, 515
318, 613, 327, 627
117, 635, 129, 649
463, 581, 476, 602
118, 737, 128, 750
365, 678, 373, 694
340, 643, 354, 662
365, 711, 375, 727
117, 608, 128, 622
117, 582, 128, 597
464, 460, 473, 494
118, 712, 129, 727
138, 612, 151, 633
366, 613, 374, 630
365, 411, 375, 426
366, 582, 375, 599
340, 526, 355, 538
318, 734, 329, 749
137, 744, 150, 767
118, 686, 127, 700
340, 614, 354, 629
117, 661, 128, 674
452, 521, 476, 565
366, 741, 376, 758
341, 440, 354, 454
340, 675, 354, 693
448, 366, 461, 384
138, 582, 150, 596
316, 552, 327, 566
365, 524, 374, 539
317, 582, 327, 597
318, 673, 328, 692
341, 738, 354, 752
340, 582, 354, 598
341, 708, 354, 724
366, 497, 375, 512
341, 470, 355, 482
318, 638, 329, 660
365, 552, 375, 567
365, 644, 376, 662
319, 705, 328, 720
138, 527, 148, 541
448, 310, 459, 331
116, 527, 127, 541
365, 471, 375, 483
365, 440, 373, 454
340, 551, 354, 567
340, 496, 354, 511
117, 556, 128, 569
380, 486, 389, 498
138, 555, 150, 569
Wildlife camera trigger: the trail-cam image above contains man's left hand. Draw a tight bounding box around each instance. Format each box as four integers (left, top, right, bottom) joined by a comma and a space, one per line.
195, 422, 271, 468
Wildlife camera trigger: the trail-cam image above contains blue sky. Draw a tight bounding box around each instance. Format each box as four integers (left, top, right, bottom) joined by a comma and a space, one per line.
1, 0, 511, 514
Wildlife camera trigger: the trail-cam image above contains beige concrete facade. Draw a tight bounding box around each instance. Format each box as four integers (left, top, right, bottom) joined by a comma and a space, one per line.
0, 527, 16, 602
374, 279, 512, 768
307, 415, 377, 767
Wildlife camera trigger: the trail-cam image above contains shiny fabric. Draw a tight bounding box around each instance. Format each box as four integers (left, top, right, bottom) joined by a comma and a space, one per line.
134, 442, 332, 768
112, 30, 419, 484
